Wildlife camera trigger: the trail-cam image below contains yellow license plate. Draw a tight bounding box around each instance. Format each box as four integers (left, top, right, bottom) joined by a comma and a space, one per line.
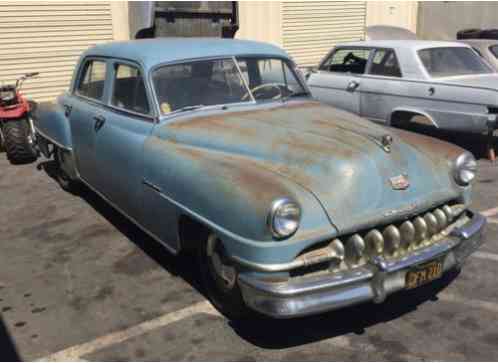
405, 259, 443, 289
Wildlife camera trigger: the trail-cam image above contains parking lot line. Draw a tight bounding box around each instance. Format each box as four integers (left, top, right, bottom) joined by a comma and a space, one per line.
486, 217, 498, 224
36, 300, 218, 362
472, 251, 498, 262
480, 207, 498, 217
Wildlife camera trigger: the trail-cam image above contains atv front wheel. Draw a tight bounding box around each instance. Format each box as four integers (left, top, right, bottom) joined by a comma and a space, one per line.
3, 119, 38, 164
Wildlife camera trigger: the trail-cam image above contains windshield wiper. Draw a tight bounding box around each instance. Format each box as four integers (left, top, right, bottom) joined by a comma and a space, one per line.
168, 104, 206, 115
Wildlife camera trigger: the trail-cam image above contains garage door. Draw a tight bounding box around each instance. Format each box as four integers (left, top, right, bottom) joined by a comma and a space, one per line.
282, 1, 367, 67
0, 2, 114, 103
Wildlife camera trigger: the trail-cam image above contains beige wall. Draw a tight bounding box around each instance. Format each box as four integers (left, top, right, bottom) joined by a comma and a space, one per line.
111, 1, 130, 41
366, 1, 418, 33
418, 2, 498, 40
236, 1, 282, 46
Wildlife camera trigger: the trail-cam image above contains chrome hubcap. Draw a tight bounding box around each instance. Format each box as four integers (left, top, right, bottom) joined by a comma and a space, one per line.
206, 234, 236, 290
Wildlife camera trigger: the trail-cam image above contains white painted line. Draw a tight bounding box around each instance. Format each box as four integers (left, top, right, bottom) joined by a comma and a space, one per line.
37, 300, 219, 362
440, 293, 498, 314
480, 207, 498, 217
472, 251, 498, 262
487, 217, 498, 224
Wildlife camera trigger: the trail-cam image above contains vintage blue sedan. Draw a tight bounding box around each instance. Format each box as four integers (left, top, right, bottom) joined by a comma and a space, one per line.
34, 38, 486, 319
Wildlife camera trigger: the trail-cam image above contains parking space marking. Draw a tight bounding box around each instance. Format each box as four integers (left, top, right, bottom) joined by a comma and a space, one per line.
37, 300, 219, 362
480, 207, 498, 217
472, 251, 498, 262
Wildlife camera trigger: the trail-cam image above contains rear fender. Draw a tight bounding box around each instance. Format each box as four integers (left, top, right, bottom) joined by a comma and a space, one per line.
33, 96, 72, 152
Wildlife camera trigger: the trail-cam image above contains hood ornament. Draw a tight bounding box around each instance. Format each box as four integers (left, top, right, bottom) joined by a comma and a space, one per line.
381, 134, 393, 152
389, 174, 410, 190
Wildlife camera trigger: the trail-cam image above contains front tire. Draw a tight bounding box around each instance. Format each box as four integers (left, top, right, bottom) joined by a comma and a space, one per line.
198, 233, 251, 320
3, 119, 38, 164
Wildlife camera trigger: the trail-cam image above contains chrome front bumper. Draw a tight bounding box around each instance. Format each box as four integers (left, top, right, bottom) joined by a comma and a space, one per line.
238, 211, 486, 319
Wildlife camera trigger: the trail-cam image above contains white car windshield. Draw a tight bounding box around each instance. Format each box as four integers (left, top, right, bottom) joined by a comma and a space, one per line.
418, 47, 494, 78
152, 57, 307, 114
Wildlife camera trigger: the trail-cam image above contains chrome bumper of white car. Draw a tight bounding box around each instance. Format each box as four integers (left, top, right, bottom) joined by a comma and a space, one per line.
238, 211, 486, 319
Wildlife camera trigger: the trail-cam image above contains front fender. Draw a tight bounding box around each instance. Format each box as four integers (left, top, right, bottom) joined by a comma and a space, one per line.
143, 136, 337, 265
33, 94, 72, 151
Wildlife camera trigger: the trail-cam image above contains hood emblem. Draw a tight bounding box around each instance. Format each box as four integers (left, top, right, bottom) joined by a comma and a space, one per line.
390, 174, 410, 190
381, 134, 393, 152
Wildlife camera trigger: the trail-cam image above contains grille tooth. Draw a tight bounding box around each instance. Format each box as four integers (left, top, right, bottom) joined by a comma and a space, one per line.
442, 205, 453, 222
365, 229, 384, 256
413, 216, 428, 244
424, 212, 438, 237
329, 239, 345, 262
345, 234, 365, 266
383, 225, 401, 255
400, 220, 415, 249
434, 209, 447, 231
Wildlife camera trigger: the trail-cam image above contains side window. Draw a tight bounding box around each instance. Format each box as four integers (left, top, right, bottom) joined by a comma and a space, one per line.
320, 48, 371, 74
111, 64, 150, 115
76, 60, 106, 100
369, 49, 402, 77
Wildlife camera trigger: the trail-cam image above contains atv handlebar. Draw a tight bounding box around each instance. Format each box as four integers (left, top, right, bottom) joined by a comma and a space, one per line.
15, 72, 39, 89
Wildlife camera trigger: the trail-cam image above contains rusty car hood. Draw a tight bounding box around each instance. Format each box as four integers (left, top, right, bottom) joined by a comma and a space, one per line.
161, 101, 462, 232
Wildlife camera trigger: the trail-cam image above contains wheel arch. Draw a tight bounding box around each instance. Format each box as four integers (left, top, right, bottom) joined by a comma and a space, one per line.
389, 108, 438, 128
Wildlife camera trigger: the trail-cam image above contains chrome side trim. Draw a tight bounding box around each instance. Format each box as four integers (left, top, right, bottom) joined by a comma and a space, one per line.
142, 179, 162, 193
34, 127, 73, 151
79, 177, 179, 255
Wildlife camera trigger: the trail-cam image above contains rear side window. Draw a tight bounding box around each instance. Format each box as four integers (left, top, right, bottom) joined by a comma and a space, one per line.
320, 48, 371, 74
111, 64, 150, 115
76, 60, 106, 101
369, 49, 402, 77
490, 45, 498, 59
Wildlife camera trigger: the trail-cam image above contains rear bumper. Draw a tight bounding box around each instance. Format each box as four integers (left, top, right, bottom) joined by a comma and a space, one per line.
238, 211, 486, 319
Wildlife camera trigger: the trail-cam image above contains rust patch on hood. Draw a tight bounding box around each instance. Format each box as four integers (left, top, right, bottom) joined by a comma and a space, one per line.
392, 128, 464, 161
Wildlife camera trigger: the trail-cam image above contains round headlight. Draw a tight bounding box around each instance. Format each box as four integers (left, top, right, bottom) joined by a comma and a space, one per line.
268, 198, 301, 238
453, 152, 477, 186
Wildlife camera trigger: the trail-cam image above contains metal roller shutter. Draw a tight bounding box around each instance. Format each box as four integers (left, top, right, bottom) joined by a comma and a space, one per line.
282, 1, 367, 67
0, 2, 114, 102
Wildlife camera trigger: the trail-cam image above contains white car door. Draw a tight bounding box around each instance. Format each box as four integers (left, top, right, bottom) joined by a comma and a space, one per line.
307, 47, 372, 115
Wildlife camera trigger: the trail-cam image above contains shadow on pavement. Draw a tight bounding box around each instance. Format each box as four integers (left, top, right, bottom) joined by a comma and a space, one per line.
229, 269, 459, 349
0, 315, 21, 362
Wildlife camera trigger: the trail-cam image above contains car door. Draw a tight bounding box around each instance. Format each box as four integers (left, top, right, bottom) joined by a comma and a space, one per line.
307, 47, 372, 114
69, 58, 109, 187
360, 48, 404, 123
93, 61, 156, 221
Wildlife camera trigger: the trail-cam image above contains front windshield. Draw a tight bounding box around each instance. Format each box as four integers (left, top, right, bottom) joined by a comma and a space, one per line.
152, 57, 307, 114
418, 47, 493, 78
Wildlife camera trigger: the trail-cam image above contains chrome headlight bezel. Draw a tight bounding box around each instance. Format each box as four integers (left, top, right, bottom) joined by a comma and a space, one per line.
453, 152, 477, 186
268, 198, 301, 239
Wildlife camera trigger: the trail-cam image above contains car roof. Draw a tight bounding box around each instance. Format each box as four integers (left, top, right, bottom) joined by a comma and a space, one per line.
460, 39, 498, 47
82, 38, 290, 70
336, 40, 470, 51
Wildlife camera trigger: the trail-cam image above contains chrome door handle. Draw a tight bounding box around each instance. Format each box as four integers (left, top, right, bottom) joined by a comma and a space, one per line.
63, 104, 72, 117
346, 80, 360, 92
93, 115, 106, 132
